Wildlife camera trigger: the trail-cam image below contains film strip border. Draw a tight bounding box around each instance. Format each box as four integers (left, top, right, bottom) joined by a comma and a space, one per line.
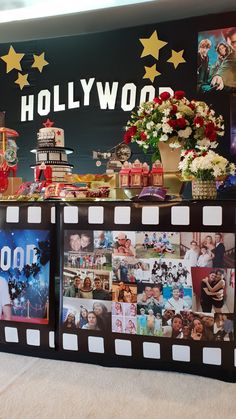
59, 200, 236, 379
0, 202, 57, 350
60, 200, 236, 231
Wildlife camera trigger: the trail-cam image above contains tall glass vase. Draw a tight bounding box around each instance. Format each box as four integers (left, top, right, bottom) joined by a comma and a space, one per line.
192, 179, 217, 200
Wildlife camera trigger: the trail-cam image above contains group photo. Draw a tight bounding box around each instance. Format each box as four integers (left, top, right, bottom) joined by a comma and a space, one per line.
63, 271, 112, 300
112, 256, 150, 283
63, 297, 111, 331
180, 232, 235, 268
136, 231, 180, 259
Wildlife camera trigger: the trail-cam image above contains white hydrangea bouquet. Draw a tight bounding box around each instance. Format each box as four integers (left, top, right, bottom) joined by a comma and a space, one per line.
179, 149, 235, 180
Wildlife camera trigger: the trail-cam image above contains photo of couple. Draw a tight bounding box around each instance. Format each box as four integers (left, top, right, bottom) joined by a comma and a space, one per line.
191, 268, 234, 313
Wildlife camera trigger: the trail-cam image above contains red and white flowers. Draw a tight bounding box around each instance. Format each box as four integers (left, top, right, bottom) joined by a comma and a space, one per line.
123, 90, 224, 160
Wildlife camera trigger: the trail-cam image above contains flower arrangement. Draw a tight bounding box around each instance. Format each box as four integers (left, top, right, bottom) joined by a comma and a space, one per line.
123, 90, 224, 160
179, 149, 235, 180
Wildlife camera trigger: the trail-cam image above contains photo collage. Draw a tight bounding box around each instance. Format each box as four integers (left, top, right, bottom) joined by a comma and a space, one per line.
63, 230, 235, 341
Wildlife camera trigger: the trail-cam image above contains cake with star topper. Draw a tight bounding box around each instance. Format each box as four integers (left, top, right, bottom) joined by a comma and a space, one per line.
31, 118, 74, 183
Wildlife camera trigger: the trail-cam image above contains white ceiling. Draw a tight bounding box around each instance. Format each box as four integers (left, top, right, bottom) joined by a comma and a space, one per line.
0, 0, 235, 42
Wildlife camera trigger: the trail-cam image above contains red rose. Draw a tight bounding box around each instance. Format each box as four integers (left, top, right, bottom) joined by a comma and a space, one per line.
160, 91, 171, 101
153, 97, 162, 104
205, 122, 217, 141
202, 152, 208, 156
123, 126, 137, 144
193, 116, 204, 127
140, 131, 147, 141
176, 117, 187, 129
170, 104, 178, 114
168, 119, 177, 128
188, 102, 196, 110
205, 128, 217, 141
174, 90, 185, 100
124, 132, 131, 144
129, 126, 137, 136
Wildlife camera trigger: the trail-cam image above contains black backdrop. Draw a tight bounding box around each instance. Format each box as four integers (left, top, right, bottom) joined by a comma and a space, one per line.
0, 11, 236, 181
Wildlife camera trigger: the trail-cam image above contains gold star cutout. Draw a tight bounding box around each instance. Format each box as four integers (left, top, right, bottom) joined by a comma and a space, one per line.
1, 45, 24, 73
15, 73, 29, 90
139, 30, 167, 60
143, 64, 161, 83
167, 49, 186, 69
31, 52, 49, 72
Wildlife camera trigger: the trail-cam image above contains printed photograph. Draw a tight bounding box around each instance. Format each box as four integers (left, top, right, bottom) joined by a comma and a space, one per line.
65, 250, 112, 271
191, 267, 235, 313
112, 256, 150, 283
137, 309, 215, 340
112, 302, 137, 317
197, 26, 236, 94
112, 231, 136, 257
136, 232, 180, 259
64, 230, 94, 253
137, 283, 164, 316
63, 297, 111, 331
94, 230, 113, 250
0, 229, 50, 324
149, 258, 192, 286
162, 285, 192, 312
214, 313, 234, 341
63, 270, 112, 300
180, 232, 235, 268
231, 94, 236, 155
112, 302, 137, 335
112, 282, 137, 303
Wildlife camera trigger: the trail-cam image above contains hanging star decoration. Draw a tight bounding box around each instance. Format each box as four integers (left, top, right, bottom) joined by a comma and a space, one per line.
143, 64, 161, 83
0, 44, 49, 90
15, 72, 29, 90
43, 118, 54, 127
139, 30, 167, 60
167, 49, 186, 69
0, 45, 24, 73
31, 52, 49, 73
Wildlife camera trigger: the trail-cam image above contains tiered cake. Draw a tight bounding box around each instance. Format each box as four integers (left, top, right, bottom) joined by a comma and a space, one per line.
31, 119, 74, 182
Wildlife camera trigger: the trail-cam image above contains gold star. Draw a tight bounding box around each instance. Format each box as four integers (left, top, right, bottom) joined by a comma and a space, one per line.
143, 64, 161, 83
167, 49, 186, 69
15, 73, 29, 90
139, 30, 167, 60
31, 52, 49, 72
1, 45, 24, 73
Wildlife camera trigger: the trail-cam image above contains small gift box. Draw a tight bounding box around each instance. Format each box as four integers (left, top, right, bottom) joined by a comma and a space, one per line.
150, 160, 163, 186
130, 159, 143, 187
119, 161, 130, 187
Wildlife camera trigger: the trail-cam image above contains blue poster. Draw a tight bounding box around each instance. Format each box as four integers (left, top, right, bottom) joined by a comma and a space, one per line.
0, 230, 50, 324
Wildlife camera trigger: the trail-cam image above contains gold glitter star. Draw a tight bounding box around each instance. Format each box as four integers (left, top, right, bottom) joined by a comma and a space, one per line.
140, 30, 167, 60
1, 45, 24, 73
31, 52, 49, 72
167, 49, 186, 69
143, 64, 161, 83
15, 73, 29, 90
